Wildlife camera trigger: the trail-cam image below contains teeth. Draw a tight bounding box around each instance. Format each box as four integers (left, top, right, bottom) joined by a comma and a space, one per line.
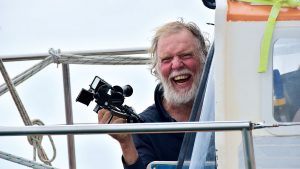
174, 75, 188, 81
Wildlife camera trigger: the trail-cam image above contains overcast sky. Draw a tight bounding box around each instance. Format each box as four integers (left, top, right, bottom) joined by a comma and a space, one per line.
0, 1, 214, 168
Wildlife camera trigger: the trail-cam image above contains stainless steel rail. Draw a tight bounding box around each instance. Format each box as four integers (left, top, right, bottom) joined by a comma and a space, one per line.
0, 121, 256, 169
0, 121, 252, 136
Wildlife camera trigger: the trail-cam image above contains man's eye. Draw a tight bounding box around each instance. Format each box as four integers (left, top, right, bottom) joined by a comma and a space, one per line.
181, 53, 192, 58
161, 58, 171, 63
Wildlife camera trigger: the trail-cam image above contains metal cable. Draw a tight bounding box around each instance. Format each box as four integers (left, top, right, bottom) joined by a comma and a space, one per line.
0, 150, 58, 169
0, 48, 151, 168
0, 50, 151, 96
0, 56, 53, 96
0, 60, 56, 165
59, 54, 151, 65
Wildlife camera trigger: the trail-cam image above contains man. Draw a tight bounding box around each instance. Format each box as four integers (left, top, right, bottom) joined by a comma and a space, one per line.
98, 20, 208, 169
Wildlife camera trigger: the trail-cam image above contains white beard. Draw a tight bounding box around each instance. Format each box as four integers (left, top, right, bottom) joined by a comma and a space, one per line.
158, 69, 201, 105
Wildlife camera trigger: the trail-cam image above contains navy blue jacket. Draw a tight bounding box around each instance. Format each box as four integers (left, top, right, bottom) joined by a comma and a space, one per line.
123, 84, 184, 169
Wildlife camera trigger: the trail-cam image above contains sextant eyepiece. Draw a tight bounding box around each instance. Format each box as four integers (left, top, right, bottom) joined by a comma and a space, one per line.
112, 85, 133, 97
122, 85, 133, 97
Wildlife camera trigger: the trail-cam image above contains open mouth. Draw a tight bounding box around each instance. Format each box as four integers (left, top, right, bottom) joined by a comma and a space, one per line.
172, 74, 191, 84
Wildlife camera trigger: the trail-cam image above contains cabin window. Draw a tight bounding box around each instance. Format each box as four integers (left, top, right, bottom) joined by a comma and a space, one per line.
273, 38, 300, 122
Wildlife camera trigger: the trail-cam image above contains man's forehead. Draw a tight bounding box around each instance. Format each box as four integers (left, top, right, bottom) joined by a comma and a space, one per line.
157, 33, 197, 54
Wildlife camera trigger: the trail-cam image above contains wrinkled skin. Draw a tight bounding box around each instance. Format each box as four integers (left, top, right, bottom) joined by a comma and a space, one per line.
156, 29, 202, 121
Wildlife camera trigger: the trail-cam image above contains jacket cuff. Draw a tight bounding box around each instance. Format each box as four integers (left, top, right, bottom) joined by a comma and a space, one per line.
122, 155, 145, 169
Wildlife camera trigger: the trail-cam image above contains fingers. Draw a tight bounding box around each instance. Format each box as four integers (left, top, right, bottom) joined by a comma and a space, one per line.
98, 109, 129, 144
97, 109, 105, 122
98, 109, 126, 124
112, 117, 127, 124
98, 109, 111, 124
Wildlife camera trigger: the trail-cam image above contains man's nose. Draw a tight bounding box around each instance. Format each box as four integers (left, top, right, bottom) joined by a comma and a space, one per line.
171, 56, 184, 69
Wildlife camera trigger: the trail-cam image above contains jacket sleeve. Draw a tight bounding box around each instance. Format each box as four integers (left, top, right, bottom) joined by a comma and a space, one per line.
122, 133, 156, 169
122, 156, 145, 169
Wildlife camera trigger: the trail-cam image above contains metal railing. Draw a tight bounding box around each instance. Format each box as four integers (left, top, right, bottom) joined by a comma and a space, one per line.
0, 121, 257, 169
0, 48, 149, 169
0, 48, 257, 169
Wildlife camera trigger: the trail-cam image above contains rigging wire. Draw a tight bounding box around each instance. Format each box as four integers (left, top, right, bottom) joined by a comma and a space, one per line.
0, 150, 58, 169
0, 60, 56, 166
0, 48, 151, 168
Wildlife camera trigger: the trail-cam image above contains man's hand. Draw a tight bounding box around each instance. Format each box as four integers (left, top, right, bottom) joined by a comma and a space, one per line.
98, 109, 139, 165
98, 108, 130, 143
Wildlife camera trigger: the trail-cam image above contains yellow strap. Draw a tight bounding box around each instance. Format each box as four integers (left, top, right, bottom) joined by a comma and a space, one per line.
259, 1, 281, 72
238, 0, 300, 73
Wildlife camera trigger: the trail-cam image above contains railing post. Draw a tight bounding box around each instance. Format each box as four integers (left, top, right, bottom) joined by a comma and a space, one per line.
62, 64, 77, 169
241, 128, 256, 169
